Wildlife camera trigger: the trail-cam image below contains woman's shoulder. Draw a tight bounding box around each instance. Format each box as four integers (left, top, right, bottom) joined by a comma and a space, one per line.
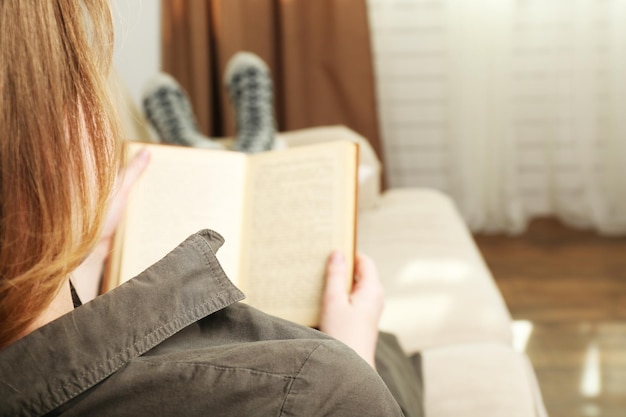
103, 303, 404, 417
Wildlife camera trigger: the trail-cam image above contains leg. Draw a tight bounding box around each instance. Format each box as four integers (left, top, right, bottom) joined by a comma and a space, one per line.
224, 52, 276, 153
142, 73, 224, 149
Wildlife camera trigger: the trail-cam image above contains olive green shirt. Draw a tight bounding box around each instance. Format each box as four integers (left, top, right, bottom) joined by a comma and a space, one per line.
0, 230, 405, 417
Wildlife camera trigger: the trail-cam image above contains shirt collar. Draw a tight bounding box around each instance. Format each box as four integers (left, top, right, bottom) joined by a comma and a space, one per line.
0, 229, 245, 417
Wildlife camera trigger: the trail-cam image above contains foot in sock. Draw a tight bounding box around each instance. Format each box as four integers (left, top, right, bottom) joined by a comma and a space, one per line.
142, 73, 223, 149
224, 52, 276, 153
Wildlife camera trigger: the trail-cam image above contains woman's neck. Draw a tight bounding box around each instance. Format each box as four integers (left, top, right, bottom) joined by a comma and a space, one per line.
20, 279, 74, 338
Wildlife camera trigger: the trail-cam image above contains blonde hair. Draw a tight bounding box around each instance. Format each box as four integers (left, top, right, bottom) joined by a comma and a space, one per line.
0, 0, 122, 348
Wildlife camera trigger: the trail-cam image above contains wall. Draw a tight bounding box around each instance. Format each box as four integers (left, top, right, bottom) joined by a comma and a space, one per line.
111, 0, 161, 108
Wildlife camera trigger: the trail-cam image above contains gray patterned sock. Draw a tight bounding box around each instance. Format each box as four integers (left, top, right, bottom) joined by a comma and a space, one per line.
224, 52, 276, 153
142, 73, 224, 149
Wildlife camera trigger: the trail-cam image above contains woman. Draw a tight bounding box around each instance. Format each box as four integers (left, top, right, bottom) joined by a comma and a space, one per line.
0, 2, 421, 416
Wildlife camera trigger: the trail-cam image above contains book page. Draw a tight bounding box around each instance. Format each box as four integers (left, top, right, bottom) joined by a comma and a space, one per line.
111, 142, 247, 287
239, 141, 358, 326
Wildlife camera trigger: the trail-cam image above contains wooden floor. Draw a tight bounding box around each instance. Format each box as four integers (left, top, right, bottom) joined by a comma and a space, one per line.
474, 218, 626, 417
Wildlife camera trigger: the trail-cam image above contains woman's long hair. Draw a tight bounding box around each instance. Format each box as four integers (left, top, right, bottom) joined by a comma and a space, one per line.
0, 0, 122, 348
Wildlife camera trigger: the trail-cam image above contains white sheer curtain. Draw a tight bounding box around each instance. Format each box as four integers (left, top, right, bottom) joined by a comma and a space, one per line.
368, 0, 626, 234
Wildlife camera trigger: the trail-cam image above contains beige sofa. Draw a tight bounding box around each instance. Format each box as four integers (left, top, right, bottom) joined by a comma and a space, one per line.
110, 75, 548, 416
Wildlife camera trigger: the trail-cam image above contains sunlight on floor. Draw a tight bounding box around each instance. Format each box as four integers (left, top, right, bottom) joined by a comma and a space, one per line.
580, 342, 601, 398
512, 320, 533, 353
396, 259, 472, 286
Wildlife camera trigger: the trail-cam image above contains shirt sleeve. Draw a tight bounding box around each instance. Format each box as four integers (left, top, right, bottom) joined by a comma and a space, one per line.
279, 339, 405, 417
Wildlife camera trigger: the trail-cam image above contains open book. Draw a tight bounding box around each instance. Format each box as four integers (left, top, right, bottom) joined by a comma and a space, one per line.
105, 140, 359, 327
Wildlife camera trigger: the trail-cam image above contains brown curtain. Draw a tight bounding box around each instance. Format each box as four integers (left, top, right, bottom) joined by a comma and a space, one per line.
161, 0, 384, 161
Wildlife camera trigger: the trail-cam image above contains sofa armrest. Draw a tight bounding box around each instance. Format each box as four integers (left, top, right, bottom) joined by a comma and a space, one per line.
278, 126, 382, 211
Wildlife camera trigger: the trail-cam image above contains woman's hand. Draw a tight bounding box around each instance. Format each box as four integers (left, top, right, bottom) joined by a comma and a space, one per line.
71, 148, 150, 301
318, 251, 385, 369
99, 148, 151, 250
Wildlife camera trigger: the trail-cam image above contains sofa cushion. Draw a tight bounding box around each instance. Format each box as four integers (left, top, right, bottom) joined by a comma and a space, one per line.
422, 343, 547, 417
358, 188, 514, 353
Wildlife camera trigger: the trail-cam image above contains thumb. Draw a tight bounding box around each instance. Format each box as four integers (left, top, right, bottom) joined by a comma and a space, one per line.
323, 251, 349, 304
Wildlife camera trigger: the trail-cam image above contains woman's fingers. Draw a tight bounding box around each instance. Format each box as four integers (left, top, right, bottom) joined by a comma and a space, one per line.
323, 251, 349, 305
352, 253, 384, 304
319, 251, 383, 369
117, 148, 151, 204
101, 148, 150, 239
